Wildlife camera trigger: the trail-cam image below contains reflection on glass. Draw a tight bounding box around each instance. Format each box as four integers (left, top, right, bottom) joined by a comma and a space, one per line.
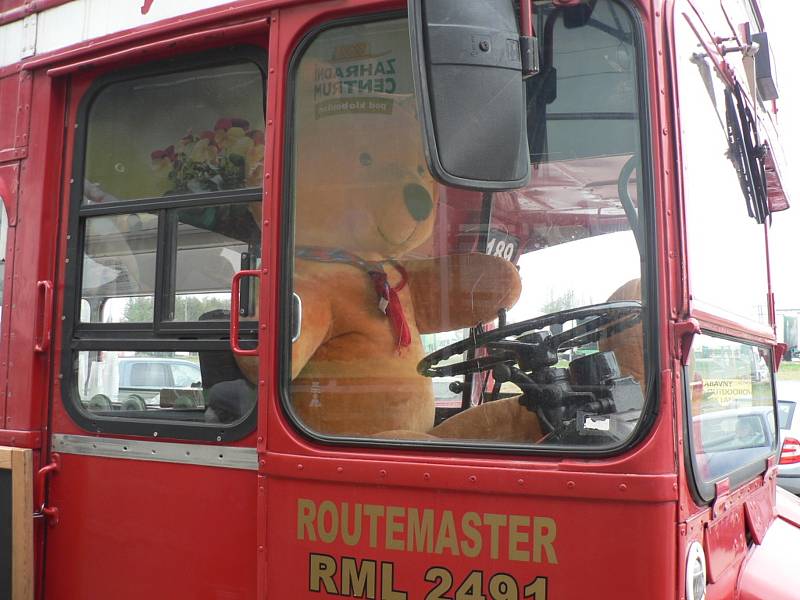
170, 204, 260, 321
688, 335, 774, 482
81, 213, 157, 323
84, 62, 265, 202
76, 350, 256, 424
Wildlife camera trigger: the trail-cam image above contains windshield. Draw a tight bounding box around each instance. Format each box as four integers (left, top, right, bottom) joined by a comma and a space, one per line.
286, 0, 648, 451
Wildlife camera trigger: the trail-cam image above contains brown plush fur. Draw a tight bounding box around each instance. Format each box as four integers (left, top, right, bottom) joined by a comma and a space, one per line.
598, 278, 644, 384
285, 98, 538, 440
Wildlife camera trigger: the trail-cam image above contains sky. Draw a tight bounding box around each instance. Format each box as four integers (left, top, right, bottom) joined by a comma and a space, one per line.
758, 3, 800, 310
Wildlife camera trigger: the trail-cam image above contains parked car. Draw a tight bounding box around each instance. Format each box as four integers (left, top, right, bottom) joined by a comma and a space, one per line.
86, 357, 203, 411
693, 406, 776, 481
777, 382, 800, 494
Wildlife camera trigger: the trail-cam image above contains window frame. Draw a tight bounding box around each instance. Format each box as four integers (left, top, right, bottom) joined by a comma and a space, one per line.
61, 45, 267, 441
279, 2, 661, 457
681, 332, 779, 504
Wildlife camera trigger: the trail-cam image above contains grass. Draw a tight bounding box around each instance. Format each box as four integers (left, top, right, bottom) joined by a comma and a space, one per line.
777, 361, 800, 381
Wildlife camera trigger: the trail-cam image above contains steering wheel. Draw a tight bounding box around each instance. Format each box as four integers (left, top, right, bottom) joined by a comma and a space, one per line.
417, 301, 642, 379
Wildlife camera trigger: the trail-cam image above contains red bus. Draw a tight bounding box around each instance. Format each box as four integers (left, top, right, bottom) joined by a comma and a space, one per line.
0, 0, 798, 598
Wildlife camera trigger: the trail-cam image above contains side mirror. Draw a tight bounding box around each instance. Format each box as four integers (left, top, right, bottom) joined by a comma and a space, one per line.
409, 0, 530, 190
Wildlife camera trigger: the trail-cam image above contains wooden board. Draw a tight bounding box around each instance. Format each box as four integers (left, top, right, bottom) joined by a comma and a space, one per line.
0, 446, 33, 600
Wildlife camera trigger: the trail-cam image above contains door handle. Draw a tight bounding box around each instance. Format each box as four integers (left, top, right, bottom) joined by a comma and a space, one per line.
34, 280, 54, 353
231, 270, 260, 357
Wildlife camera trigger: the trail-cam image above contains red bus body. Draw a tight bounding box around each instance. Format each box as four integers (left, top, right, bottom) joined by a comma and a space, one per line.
0, 0, 798, 599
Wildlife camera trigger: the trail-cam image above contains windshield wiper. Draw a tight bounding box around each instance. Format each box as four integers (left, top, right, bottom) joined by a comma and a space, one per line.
724, 82, 769, 224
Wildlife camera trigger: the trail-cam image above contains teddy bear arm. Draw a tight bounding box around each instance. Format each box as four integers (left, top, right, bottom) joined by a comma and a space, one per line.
406, 254, 522, 334
290, 280, 334, 379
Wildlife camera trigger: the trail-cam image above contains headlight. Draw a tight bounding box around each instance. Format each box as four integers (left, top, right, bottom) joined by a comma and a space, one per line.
685, 541, 707, 600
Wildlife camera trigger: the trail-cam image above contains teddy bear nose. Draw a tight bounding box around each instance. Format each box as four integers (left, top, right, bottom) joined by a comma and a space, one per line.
403, 184, 433, 222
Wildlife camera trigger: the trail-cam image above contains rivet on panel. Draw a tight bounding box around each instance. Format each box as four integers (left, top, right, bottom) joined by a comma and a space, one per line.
618, 483, 628, 492
423, 472, 430, 480
517, 479, 524, 486
297, 463, 304, 470
379, 469, 387, 478
468, 475, 477, 483
336, 466, 344, 473
566, 480, 575, 489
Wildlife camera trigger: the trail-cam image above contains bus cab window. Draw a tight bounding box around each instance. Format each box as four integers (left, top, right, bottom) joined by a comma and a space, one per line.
285, 2, 651, 451
63, 48, 266, 439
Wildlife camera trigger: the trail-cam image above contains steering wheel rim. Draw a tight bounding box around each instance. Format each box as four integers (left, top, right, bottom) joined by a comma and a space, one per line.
417, 301, 642, 378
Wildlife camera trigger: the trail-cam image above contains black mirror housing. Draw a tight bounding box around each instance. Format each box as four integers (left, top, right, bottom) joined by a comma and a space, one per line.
409, 0, 531, 190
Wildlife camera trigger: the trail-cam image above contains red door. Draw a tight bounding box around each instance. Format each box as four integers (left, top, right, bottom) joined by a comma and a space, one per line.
40, 22, 270, 600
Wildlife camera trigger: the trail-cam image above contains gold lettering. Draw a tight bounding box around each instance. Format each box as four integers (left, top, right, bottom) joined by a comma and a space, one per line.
381, 562, 407, 599
297, 498, 317, 541
309, 553, 338, 593
508, 515, 530, 562
460, 512, 482, 558
342, 502, 362, 546
317, 500, 339, 543
533, 516, 558, 564
342, 557, 377, 599
434, 510, 460, 556
364, 504, 385, 548
483, 513, 508, 560
385, 506, 405, 551
407, 508, 435, 553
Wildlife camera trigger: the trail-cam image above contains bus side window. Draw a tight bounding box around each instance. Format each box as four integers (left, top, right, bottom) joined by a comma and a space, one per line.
63, 47, 266, 440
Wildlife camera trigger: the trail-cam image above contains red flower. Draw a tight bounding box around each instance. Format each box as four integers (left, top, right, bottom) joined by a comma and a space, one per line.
214, 117, 233, 131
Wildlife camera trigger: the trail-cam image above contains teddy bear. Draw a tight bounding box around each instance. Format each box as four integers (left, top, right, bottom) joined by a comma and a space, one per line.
284, 93, 543, 442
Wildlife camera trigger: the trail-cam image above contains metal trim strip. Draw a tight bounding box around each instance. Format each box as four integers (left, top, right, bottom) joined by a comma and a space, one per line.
52, 434, 258, 470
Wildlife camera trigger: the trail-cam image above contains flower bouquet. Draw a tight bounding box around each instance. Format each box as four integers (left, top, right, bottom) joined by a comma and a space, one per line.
151, 117, 265, 194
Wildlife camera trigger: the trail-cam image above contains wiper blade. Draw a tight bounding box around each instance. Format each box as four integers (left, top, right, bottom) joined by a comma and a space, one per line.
724, 82, 769, 224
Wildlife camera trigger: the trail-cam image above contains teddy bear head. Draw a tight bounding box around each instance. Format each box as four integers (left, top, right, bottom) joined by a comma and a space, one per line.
293, 95, 438, 260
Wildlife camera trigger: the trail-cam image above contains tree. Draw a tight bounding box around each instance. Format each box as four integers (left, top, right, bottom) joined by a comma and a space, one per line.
123, 295, 229, 322
540, 289, 576, 315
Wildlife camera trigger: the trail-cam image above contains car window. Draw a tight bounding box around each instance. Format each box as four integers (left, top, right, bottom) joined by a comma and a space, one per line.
778, 401, 795, 430
172, 363, 201, 387
129, 362, 170, 387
